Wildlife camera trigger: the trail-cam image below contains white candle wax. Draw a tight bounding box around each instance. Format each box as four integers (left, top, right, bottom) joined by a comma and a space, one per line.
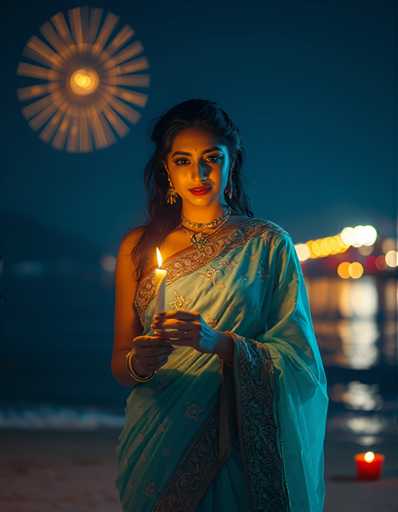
154, 268, 167, 315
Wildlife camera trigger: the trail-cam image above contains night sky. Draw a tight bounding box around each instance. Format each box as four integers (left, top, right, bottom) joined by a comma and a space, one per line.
1, 1, 396, 254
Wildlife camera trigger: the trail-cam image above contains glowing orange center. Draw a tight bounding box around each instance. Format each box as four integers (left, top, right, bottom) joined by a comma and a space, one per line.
70, 68, 99, 95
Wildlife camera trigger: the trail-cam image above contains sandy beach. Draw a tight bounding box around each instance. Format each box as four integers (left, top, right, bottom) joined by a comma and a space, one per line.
1, 423, 397, 512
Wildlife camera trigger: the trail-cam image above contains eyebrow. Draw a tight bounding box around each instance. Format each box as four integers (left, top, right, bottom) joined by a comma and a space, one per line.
171, 146, 223, 157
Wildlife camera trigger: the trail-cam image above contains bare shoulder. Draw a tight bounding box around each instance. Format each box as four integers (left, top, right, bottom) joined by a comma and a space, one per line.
118, 225, 146, 256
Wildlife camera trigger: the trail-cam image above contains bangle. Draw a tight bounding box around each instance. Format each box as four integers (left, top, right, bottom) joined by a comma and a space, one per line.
125, 350, 155, 383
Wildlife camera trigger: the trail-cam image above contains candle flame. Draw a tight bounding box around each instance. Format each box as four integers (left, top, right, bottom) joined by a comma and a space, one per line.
156, 247, 163, 268
364, 451, 375, 463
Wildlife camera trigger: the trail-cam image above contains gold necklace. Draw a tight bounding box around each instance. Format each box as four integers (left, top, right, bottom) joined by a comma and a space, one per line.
181, 206, 232, 230
179, 207, 232, 251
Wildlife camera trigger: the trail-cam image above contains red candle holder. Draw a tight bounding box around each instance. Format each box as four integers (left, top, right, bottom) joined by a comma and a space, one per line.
354, 451, 385, 480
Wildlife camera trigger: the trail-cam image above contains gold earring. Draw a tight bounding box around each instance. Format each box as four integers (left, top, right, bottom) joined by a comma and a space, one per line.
166, 174, 178, 206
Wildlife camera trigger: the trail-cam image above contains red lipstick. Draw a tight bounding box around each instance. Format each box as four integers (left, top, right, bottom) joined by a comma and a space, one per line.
189, 185, 211, 195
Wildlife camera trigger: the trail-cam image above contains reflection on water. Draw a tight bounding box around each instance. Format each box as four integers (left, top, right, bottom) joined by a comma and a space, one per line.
330, 381, 383, 411
0, 268, 396, 432
337, 319, 379, 368
327, 411, 396, 447
307, 274, 398, 444
308, 275, 397, 370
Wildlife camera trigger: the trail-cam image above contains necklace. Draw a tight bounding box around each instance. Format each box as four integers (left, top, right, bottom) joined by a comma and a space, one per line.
179, 207, 232, 251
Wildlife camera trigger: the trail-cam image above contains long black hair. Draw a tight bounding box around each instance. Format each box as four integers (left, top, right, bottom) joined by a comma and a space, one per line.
131, 98, 254, 282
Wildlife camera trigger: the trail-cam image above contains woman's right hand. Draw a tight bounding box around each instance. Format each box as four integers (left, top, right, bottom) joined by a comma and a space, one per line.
130, 335, 175, 377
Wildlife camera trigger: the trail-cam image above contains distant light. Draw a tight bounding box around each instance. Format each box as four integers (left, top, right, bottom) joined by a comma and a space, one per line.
340, 225, 377, 247
101, 255, 116, 272
295, 243, 311, 261
337, 262, 351, 279
349, 262, 364, 279
337, 261, 364, 279
340, 227, 356, 246
360, 225, 378, 246
385, 250, 398, 268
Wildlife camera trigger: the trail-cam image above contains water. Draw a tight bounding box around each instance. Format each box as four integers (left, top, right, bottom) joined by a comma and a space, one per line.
0, 268, 397, 433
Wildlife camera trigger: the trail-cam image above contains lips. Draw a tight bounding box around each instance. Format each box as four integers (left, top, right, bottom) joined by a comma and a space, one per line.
189, 185, 211, 194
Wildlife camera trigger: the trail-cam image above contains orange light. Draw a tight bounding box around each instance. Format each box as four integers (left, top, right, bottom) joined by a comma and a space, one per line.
69, 68, 99, 95
348, 261, 364, 279
156, 247, 163, 268
337, 262, 350, 279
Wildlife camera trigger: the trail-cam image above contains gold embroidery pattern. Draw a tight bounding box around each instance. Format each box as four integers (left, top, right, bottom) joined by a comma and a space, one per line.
169, 290, 190, 311
231, 331, 290, 511
153, 404, 224, 512
134, 218, 283, 323
197, 265, 223, 287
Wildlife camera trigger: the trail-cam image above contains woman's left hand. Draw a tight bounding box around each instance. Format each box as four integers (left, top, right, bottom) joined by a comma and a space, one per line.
151, 309, 222, 354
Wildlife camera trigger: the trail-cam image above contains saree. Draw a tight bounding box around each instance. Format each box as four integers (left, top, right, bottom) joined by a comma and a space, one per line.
115, 216, 329, 511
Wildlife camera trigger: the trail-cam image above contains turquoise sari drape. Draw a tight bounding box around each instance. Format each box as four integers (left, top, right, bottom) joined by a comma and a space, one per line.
115, 217, 329, 511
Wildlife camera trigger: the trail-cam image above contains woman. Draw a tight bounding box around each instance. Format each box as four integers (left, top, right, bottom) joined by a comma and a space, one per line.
111, 99, 329, 511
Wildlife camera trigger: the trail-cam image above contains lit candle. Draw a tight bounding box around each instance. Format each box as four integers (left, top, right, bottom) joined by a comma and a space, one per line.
354, 451, 385, 480
154, 247, 167, 315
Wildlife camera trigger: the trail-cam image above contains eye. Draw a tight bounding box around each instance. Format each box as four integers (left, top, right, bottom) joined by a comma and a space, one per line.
207, 154, 224, 163
174, 158, 189, 166
173, 154, 224, 166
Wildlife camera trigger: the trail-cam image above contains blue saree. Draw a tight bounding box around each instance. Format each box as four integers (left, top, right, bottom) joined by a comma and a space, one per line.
115, 216, 329, 511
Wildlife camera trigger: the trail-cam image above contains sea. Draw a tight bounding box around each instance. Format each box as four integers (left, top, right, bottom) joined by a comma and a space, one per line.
1, 265, 397, 445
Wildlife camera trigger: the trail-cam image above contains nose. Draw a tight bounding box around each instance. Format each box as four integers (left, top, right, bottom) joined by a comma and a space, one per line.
191, 160, 210, 183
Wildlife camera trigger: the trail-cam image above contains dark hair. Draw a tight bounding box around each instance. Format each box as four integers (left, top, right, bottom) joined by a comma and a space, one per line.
131, 98, 254, 282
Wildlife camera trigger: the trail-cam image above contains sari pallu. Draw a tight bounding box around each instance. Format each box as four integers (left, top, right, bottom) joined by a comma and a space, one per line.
115, 217, 329, 512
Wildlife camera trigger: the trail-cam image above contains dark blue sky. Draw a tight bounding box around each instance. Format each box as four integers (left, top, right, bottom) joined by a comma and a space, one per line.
1, 1, 396, 252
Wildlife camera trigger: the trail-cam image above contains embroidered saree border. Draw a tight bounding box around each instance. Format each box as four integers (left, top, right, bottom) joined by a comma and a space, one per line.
153, 360, 236, 511
153, 402, 227, 511
152, 333, 290, 512
134, 217, 284, 326
231, 331, 290, 512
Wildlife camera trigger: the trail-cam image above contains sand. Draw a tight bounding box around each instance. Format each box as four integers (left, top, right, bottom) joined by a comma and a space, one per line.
1, 426, 397, 512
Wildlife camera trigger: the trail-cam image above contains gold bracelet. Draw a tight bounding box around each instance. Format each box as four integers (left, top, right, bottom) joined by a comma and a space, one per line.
125, 351, 155, 383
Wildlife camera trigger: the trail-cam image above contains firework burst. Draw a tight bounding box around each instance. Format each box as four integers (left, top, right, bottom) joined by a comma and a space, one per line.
17, 6, 150, 152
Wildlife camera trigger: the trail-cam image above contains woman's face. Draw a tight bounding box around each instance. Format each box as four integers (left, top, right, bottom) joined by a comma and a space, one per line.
163, 127, 233, 211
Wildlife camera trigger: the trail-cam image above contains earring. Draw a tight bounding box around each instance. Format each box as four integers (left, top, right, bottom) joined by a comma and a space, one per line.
224, 185, 233, 200
166, 173, 178, 206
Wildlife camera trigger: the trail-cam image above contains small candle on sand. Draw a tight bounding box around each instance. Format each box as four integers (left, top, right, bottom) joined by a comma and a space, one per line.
354, 451, 385, 480
154, 247, 167, 315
